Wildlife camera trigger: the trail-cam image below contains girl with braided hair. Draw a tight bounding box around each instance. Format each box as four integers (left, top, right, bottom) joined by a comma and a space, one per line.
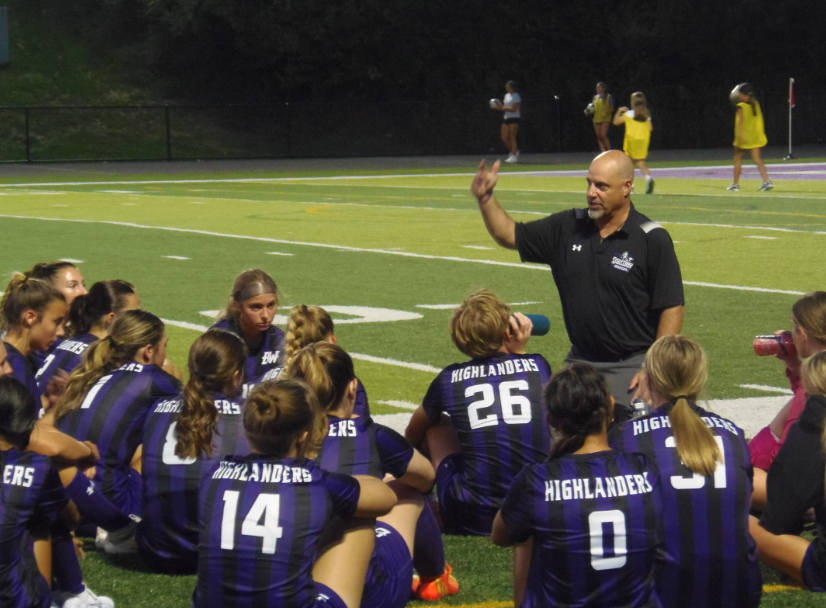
138, 329, 249, 573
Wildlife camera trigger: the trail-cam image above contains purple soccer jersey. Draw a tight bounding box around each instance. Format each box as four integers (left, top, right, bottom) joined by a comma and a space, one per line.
56, 362, 181, 514
317, 415, 413, 480
500, 451, 662, 608
210, 319, 286, 397
35, 333, 97, 393
195, 455, 360, 608
4, 342, 40, 402
0, 449, 68, 608
610, 403, 761, 608
139, 392, 251, 566
422, 353, 552, 509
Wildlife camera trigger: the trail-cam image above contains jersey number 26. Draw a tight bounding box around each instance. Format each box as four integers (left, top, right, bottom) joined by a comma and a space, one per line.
466, 381, 532, 430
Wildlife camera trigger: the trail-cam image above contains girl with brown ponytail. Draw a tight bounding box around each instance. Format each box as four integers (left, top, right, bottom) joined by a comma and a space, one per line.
611, 335, 761, 608
286, 304, 370, 416
44, 310, 181, 541
1, 272, 66, 402
750, 351, 826, 593
138, 329, 249, 573
35, 280, 140, 396
493, 363, 661, 608
211, 269, 286, 397
286, 343, 456, 606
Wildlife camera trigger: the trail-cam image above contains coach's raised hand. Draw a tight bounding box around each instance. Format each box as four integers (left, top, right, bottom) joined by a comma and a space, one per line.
471, 160, 516, 249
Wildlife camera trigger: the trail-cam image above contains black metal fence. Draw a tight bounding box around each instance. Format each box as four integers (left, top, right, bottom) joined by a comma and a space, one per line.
0, 89, 821, 163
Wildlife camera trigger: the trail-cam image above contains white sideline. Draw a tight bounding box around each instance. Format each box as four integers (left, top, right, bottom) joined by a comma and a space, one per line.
0, 214, 811, 296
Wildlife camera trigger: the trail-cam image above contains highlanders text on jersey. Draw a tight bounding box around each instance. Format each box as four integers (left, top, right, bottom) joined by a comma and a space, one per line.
610, 403, 761, 608
35, 333, 97, 393
194, 455, 359, 608
56, 363, 181, 514
500, 451, 661, 608
423, 353, 551, 508
0, 449, 68, 608
139, 392, 250, 568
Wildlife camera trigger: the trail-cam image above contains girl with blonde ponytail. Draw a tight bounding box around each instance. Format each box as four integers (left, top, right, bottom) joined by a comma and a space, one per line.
44, 310, 181, 532
750, 351, 826, 593
286, 304, 370, 416
286, 343, 456, 606
138, 329, 248, 573
611, 335, 761, 608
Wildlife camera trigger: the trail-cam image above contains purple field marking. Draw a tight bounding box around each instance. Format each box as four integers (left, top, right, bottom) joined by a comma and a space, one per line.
521, 162, 826, 181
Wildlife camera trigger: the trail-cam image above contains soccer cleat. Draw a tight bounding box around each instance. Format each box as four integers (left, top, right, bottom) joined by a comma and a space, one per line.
645, 178, 655, 194
61, 587, 115, 608
412, 564, 460, 601
758, 181, 774, 191
98, 521, 138, 554
505, 154, 517, 164
726, 184, 740, 191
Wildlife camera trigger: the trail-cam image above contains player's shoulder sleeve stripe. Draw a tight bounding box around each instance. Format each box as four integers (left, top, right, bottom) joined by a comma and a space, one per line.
640, 221, 663, 233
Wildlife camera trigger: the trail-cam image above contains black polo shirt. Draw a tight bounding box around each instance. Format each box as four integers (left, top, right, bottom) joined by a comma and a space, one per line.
515, 203, 684, 362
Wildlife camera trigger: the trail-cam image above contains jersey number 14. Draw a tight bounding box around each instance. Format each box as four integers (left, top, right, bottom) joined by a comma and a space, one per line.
220, 491, 283, 555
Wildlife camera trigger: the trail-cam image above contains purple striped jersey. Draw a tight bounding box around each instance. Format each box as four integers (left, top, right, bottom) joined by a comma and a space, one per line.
56, 363, 181, 512
422, 353, 552, 508
139, 392, 251, 563
317, 415, 413, 479
0, 449, 68, 608
610, 403, 761, 608
211, 318, 286, 398
4, 342, 40, 401
195, 455, 360, 608
35, 333, 97, 393
500, 451, 662, 608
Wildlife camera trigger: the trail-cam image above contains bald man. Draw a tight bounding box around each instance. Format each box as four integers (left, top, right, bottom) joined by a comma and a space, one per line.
470, 151, 685, 421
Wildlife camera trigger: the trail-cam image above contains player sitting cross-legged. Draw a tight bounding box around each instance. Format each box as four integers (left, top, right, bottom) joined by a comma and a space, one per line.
405, 290, 552, 537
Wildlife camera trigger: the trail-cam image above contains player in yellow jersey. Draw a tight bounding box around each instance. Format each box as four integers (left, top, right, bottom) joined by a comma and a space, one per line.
613, 92, 654, 193
585, 82, 613, 152
729, 83, 772, 191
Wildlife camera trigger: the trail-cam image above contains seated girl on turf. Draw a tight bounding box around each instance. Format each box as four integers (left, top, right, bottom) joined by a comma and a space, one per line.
749, 291, 826, 509
287, 342, 458, 604
46, 310, 181, 539
405, 290, 552, 536
212, 269, 285, 396
286, 304, 369, 416
0, 374, 115, 608
493, 363, 662, 608
194, 378, 398, 608
611, 335, 761, 608
36, 280, 140, 394
138, 328, 249, 573
750, 350, 826, 593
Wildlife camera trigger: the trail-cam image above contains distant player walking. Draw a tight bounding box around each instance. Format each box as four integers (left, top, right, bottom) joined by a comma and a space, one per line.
613, 92, 655, 194
729, 83, 772, 191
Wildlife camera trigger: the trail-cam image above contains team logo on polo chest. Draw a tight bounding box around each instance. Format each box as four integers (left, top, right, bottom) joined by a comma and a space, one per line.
611, 252, 634, 272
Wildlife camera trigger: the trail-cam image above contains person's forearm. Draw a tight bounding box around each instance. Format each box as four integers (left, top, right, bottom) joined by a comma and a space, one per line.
657, 305, 685, 338
28, 422, 93, 461
477, 195, 517, 249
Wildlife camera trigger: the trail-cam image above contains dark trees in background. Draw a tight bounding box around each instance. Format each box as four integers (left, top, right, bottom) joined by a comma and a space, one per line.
58, 0, 823, 102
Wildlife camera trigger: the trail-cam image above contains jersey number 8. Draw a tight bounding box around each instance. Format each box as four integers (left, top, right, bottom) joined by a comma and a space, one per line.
466, 381, 532, 430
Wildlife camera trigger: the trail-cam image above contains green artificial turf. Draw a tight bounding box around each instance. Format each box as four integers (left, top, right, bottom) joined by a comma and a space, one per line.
1, 162, 824, 606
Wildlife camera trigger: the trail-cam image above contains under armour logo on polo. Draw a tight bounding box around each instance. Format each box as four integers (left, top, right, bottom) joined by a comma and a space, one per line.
572, 244, 582, 251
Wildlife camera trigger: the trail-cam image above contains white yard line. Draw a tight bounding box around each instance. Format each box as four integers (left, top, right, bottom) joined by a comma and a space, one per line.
1, 214, 811, 295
